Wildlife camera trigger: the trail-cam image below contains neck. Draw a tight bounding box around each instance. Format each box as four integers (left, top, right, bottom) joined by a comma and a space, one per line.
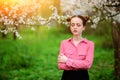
72, 35, 83, 41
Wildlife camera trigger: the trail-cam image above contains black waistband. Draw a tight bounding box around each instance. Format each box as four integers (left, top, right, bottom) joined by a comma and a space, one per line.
62, 70, 89, 80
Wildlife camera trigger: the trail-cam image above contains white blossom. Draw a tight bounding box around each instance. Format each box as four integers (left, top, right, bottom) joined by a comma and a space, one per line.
0, 0, 119, 38
91, 24, 97, 29
113, 14, 120, 23
93, 17, 100, 24
31, 27, 35, 31
15, 31, 22, 39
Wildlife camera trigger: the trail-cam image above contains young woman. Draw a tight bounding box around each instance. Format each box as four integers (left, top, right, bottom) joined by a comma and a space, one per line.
58, 15, 94, 80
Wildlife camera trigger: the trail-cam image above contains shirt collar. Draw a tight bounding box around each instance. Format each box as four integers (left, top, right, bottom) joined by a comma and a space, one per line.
67, 37, 88, 43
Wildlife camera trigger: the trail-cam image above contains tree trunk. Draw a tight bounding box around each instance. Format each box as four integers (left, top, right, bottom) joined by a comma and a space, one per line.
112, 20, 120, 80
1, 26, 7, 39
13, 32, 17, 40
13, 26, 18, 40
1, 31, 7, 39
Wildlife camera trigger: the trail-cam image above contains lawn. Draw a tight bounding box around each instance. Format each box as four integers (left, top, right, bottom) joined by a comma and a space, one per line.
0, 26, 114, 80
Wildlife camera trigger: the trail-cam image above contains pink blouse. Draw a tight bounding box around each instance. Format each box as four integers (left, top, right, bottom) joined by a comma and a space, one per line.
58, 38, 94, 70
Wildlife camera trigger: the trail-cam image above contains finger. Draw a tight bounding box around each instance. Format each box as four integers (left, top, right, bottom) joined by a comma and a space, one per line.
58, 60, 63, 63
58, 57, 61, 61
60, 54, 64, 56
58, 55, 62, 58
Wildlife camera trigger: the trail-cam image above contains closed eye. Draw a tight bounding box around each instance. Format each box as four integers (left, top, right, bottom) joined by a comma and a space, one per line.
77, 23, 81, 27
71, 23, 75, 27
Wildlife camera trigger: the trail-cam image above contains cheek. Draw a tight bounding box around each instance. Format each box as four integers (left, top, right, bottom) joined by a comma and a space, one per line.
78, 28, 84, 33
70, 27, 73, 31
80, 27, 85, 31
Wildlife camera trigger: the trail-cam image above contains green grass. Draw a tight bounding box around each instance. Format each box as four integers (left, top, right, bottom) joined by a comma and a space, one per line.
0, 26, 114, 80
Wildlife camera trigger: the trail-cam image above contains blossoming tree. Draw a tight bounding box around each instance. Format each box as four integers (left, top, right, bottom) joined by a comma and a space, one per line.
0, 0, 41, 39
0, 0, 61, 39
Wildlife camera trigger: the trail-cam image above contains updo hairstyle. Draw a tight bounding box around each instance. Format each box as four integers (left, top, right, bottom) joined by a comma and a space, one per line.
67, 15, 89, 26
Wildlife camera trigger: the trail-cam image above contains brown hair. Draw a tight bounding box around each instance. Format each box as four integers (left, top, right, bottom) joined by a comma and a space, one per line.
67, 15, 89, 26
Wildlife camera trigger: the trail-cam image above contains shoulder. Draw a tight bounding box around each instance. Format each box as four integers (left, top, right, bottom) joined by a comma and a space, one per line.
85, 39, 94, 46
61, 38, 71, 43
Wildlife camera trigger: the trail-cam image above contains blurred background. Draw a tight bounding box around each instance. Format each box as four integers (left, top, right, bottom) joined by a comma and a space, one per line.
0, 0, 119, 80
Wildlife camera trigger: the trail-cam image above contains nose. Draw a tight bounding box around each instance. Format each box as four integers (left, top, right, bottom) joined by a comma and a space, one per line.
74, 24, 77, 28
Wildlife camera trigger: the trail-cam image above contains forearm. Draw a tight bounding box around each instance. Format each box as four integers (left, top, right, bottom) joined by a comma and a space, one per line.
58, 62, 74, 70
66, 58, 93, 70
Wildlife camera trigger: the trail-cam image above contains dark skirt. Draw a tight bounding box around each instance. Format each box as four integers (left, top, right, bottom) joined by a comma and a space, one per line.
61, 70, 89, 80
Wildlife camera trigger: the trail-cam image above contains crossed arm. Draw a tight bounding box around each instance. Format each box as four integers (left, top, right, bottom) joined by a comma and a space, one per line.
58, 41, 94, 70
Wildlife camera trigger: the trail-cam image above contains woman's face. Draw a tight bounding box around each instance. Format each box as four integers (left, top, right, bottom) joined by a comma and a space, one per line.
70, 17, 85, 36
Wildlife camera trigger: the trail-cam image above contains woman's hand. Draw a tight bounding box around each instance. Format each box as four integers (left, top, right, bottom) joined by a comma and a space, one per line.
58, 54, 68, 63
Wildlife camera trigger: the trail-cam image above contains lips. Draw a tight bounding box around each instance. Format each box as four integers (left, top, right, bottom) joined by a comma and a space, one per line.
73, 30, 77, 32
